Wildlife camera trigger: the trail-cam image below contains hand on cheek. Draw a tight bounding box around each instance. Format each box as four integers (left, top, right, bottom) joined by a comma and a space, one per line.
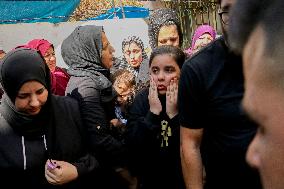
148, 76, 162, 115
166, 78, 178, 119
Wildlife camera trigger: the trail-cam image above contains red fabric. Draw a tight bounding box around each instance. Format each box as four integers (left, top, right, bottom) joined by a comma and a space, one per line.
19, 39, 70, 96
51, 67, 70, 96
26, 39, 52, 56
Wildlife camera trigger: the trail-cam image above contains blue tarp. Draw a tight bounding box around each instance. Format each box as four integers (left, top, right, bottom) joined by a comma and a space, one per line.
0, 0, 80, 24
90, 6, 149, 20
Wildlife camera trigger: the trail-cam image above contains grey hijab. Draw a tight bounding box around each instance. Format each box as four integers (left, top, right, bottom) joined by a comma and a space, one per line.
61, 25, 111, 90
148, 8, 183, 49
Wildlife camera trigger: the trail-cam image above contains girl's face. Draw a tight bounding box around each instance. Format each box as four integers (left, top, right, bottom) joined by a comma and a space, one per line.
123, 42, 143, 68
43, 47, 56, 72
15, 81, 48, 115
150, 54, 181, 95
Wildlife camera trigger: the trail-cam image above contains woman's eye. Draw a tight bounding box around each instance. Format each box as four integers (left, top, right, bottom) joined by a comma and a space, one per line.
36, 88, 45, 95
159, 39, 167, 44
151, 68, 159, 74
165, 67, 174, 73
17, 95, 28, 99
124, 51, 130, 55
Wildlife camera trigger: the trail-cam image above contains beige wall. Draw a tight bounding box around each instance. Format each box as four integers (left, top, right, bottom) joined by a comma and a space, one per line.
0, 18, 150, 68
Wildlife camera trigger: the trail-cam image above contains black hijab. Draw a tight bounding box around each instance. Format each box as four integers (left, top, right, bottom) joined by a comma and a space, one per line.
0, 48, 51, 138
61, 25, 112, 90
0, 48, 84, 161
0, 48, 49, 102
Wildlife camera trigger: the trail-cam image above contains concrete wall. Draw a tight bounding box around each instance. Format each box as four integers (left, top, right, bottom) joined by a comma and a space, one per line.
0, 18, 150, 68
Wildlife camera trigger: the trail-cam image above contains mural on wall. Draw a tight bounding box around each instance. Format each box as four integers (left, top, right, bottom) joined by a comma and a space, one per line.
55, 18, 150, 68
0, 18, 151, 68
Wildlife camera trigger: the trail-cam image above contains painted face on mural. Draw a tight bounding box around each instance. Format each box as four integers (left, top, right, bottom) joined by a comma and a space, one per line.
123, 41, 143, 68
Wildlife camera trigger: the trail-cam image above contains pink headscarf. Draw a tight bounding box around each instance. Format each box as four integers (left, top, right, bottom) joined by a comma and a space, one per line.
185, 24, 216, 56
18, 39, 70, 96
26, 39, 53, 57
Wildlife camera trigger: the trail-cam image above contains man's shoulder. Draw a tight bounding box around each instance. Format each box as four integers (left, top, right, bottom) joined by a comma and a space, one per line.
183, 37, 227, 69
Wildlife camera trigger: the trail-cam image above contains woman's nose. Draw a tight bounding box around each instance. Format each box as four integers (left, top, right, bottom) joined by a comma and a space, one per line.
157, 72, 165, 80
165, 40, 173, 46
50, 55, 56, 61
29, 94, 40, 107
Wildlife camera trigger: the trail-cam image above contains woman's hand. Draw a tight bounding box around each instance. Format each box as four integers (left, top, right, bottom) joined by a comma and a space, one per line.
148, 76, 162, 115
166, 78, 178, 119
45, 159, 78, 185
110, 118, 123, 128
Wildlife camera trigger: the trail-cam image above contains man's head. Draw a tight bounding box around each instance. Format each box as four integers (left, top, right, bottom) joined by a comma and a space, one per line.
217, 0, 236, 42
229, 0, 284, 188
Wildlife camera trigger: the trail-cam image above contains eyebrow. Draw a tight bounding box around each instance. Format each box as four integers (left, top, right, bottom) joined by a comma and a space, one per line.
18, 87, 45, 95
164, 65, 176, 69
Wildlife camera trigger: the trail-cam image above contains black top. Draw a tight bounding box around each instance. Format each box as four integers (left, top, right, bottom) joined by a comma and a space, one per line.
66, 76, 126, 168
178, 37, 261, 188
126, 88, 184, 189
0, 95, 98, 189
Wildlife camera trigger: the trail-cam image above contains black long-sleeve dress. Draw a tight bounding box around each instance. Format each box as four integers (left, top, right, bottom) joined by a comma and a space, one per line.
125, 88, 185, 189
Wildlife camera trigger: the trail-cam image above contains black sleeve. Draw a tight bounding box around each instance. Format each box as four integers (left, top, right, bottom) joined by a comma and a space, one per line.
54, 96, 100, 177
73, 153, 99, 176
69, 78, 126, 168
178, 61, 205, 129
125, 89, 160, 149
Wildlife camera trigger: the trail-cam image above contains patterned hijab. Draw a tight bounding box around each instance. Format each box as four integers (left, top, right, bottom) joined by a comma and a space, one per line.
61, 25, 111, 90
0, 48, 86, 161
148, 8, 183, 49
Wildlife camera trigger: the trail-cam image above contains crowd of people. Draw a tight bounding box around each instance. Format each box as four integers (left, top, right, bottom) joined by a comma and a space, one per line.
0, 0, 283, 188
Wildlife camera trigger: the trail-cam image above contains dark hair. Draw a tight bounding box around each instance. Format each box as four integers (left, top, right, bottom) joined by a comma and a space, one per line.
228, 0, 271, 53
261, 0, 284, 57
229, 0, 284, 89
149, 45, 185, 69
